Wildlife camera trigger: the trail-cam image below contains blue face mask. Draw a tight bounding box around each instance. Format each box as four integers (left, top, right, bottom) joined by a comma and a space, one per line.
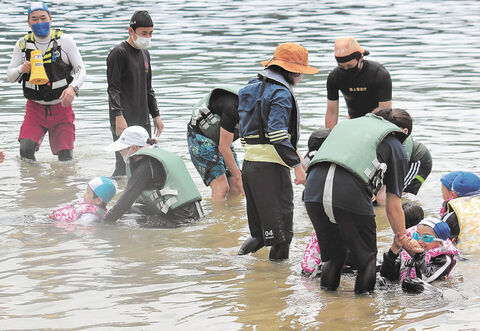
32, 22, 50, 37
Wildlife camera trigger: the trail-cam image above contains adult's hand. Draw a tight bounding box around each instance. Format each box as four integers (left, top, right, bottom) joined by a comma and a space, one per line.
115, 115, 128, 136
228, 172, 244, 197
396, 232, 424, 256
296, 150, 307, 171
153, 116, 164, 137
294, 165, 306, 185
21, 61, 31, 73
59, 86, 76, 107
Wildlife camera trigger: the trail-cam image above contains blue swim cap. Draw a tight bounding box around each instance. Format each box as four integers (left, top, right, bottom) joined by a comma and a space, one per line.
419, 217, 451, 241
88, 176, 116, 203
452, 171, 480, 197
440, 171, 462, 190
28, 2, 50, 16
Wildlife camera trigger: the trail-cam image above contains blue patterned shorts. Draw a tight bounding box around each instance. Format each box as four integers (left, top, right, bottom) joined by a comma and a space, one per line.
187, 129, 240, 186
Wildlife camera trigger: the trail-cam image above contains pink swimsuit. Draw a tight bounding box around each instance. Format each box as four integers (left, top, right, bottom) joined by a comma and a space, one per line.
51, 199, 105, 222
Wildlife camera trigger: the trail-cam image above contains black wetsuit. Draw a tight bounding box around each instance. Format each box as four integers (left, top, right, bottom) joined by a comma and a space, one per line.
404, 140, 432, 195
104, 156, 200, 226
107, 41, 160, 175
327, 60, 392, 118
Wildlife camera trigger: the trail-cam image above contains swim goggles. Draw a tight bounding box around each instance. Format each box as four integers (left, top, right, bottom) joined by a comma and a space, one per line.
412, 232, 444, 243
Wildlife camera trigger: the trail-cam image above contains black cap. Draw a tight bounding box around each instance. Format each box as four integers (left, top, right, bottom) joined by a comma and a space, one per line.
130, 10, 153, 31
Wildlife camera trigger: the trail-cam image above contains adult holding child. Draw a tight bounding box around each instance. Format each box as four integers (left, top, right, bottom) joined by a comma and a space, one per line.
7, 2, 86, 161
103, 126, 203, 227
304, 108, 422, 294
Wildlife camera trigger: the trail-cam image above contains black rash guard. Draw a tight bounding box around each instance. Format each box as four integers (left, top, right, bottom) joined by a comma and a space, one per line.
107, 41, 159, 128
327, 60, 392, 118
404, 140, 432, 195
104, 155, 201, 224
104, 156, 165, 223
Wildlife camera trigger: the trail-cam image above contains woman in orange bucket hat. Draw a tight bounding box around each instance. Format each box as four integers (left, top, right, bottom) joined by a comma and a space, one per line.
237, 43, 318, 261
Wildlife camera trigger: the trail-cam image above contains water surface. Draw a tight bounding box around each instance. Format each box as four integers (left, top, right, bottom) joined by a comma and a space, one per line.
1, 0, 480, 329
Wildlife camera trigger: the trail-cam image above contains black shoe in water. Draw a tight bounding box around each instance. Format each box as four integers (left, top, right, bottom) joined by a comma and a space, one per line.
238, 236, 264, 255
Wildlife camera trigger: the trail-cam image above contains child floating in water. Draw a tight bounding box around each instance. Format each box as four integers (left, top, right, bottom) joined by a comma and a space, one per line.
50, 176, 116, 225
380, 217, 458, 288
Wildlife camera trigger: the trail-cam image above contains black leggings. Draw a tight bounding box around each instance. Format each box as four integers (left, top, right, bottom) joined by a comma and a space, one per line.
305, 202, 377, 293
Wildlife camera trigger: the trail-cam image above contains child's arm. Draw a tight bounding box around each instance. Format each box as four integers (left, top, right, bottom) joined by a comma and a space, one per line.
416, 254, 454, 283
380, 249, 401, 281
75, 213, 100, 225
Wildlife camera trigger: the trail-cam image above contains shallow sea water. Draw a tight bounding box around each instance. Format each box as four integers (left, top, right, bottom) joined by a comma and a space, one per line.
0, 0, 480, 329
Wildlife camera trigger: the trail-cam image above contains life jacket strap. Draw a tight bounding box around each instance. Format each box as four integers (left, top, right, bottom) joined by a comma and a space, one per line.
323, 163, 337, 224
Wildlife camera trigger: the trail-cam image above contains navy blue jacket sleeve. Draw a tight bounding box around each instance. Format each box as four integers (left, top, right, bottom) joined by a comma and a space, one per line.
266, 88, 301, 167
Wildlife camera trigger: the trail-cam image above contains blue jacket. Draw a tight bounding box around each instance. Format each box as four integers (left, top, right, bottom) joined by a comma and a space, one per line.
238, 68, 300, 168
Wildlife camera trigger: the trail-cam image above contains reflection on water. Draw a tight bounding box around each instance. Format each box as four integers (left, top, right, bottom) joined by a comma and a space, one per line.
1, 0, 480, 329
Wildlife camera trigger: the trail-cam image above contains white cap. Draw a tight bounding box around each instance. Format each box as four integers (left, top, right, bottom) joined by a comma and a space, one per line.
104, 126, 149, 152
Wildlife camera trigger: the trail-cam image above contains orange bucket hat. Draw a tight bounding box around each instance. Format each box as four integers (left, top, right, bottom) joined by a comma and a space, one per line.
334, 37, 369, 63
261, 43, 318, 74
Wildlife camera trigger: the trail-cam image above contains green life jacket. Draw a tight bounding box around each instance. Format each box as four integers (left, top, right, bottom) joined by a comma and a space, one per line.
20, 29, 74, 102
308, 113, 405, 187
190, 86, 241, 144
403, 135, 413, 160
127, 145, 202, 215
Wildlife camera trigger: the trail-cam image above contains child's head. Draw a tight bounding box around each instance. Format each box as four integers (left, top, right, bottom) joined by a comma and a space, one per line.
84, 176, 116, 207
440, 171, 461, 200
303, 128, 331, 166
451, 171, 480, 198
413, 217, 450, 250
402, 201, 424, 228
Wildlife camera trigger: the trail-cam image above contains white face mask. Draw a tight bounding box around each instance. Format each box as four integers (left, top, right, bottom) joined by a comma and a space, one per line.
133, 34, 151, 50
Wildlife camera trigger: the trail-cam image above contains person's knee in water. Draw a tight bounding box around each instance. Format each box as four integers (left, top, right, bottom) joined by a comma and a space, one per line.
19, 138, 37, 161
269, 239, 292, 261
320, 258, 345, 291
354, 257, 377, 294
58, 149, 73, 161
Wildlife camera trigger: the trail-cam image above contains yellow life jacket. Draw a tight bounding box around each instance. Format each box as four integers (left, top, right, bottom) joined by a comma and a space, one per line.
20, 29, 73, 101
448, 195, 480, 253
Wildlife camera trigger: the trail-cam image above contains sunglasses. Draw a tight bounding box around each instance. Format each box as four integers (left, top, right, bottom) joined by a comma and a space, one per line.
412, 231, 444, 243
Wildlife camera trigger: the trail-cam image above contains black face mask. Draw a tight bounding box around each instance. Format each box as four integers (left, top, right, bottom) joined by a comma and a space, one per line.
339, 61, 361, 76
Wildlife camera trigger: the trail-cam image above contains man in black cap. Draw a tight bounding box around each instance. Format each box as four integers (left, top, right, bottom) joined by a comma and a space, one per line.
325, 37, 392, 129
107, 10, 164, 178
